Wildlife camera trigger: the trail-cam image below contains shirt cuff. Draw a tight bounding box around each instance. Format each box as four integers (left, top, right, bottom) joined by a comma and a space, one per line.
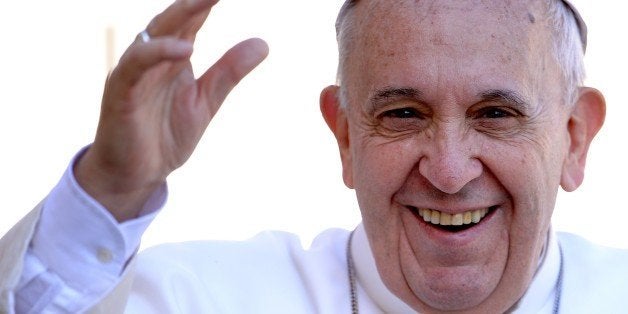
30, 147, 166, 293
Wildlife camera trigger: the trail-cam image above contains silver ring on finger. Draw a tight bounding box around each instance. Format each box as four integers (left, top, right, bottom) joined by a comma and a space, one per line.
138, 29, 151, 43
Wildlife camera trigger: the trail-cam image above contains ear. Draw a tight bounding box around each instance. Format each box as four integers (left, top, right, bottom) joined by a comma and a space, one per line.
320, 85, 354, 188
561, 87, 606, 191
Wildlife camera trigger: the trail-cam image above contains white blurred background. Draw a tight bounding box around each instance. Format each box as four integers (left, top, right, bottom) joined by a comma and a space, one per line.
0, 0, 625, 250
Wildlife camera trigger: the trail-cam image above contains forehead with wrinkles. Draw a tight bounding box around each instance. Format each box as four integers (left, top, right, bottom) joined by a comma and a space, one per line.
336, 0, 555, 103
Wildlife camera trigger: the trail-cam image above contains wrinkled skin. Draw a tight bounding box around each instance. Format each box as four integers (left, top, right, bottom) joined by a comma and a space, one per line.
321, 0, 605, 312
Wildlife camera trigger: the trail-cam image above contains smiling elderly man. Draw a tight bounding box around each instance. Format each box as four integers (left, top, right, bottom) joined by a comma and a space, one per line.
1, 0, 626, 313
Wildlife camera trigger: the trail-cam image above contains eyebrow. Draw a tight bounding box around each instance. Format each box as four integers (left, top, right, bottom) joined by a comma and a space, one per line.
367, 87, 532, 113
478, 89, 532, 113
369, 87, 423, 113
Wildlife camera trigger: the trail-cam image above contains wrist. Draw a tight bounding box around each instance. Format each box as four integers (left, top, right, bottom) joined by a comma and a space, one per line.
73, 147, 165, 222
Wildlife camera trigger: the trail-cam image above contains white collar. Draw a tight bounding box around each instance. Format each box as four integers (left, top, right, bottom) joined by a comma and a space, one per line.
351, 223, 561, 313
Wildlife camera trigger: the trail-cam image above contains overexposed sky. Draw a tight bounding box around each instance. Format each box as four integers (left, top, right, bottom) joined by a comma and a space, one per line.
0, 0, 626, 250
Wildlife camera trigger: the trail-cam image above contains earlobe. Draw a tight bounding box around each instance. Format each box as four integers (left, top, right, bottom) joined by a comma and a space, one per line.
560, 87, 606, 191
320, 85, 354, 188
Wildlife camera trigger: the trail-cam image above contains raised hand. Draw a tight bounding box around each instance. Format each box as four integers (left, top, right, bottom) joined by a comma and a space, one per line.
74, 0, 269, 222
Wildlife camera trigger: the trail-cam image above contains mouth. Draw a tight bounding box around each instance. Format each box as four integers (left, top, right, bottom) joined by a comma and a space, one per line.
407, 206, 497, 232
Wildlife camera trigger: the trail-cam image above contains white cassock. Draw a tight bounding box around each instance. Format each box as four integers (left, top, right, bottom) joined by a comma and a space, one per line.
120, 225, 628, 313
1, 159, 628, 313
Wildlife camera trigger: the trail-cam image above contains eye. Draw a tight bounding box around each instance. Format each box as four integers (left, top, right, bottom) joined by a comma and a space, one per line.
471, 105, 524, 136
375, 107, 428, 134
381, 107, 423, 119
474, 107, 518, 119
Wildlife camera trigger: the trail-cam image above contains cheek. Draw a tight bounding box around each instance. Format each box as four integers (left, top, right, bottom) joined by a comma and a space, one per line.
350, 136, 426, 300
351, 135, 420, 223
480, 137, 562, 240
482, 120, 567, 198
353, 138, 418, 198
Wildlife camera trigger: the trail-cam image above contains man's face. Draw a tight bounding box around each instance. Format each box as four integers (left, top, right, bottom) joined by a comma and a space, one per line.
339, 0, 573, 311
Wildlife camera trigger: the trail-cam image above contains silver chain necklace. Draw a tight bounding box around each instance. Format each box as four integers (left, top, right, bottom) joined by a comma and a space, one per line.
346, 231, 359, 314
346, 231, 564, 314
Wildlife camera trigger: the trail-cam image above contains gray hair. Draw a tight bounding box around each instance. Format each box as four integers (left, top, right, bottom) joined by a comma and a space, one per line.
546, 0, 587, 104
334, 0, 587, 106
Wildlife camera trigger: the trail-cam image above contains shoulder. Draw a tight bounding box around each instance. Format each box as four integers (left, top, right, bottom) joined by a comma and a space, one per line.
137, 228, 351, 268
558, 232, 628, 313
127, 228, 352, 312
559, 232, 628, 271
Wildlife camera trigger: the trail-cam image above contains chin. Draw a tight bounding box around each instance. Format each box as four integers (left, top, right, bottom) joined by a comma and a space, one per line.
402, 263, 499, 311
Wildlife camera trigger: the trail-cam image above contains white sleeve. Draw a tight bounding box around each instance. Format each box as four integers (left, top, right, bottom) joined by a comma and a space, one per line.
14, 150, 166, 313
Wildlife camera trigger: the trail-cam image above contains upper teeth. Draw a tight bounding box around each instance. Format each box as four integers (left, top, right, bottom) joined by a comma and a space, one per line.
417, 208, 489, 226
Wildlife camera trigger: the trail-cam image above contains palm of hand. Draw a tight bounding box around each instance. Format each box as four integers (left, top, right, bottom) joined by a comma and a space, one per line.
75, 0, 268, 221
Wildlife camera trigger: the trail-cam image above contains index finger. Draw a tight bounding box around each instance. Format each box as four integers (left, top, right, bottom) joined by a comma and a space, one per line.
145, 0, 218, 41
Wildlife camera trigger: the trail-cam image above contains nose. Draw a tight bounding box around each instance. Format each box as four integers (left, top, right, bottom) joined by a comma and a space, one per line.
418, 132, 483, 194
